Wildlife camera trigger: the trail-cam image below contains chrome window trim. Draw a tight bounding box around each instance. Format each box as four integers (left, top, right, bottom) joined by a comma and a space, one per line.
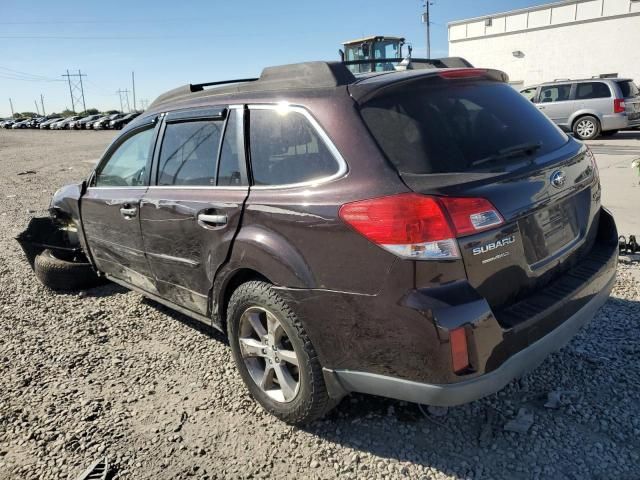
86, 186, 148, 191
247, 103, 348, 190
146, 185, 248, 191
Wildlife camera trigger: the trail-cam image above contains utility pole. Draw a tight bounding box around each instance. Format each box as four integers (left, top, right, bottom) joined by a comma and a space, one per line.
422, 1, 432, 58
78, 69, 86, 111
35, 100, 40, 115
62, 69, 87, 113
40, 94, 46, 116
131, 71, 136, 111
9, 98, 14, 117
116, 89, 131, 112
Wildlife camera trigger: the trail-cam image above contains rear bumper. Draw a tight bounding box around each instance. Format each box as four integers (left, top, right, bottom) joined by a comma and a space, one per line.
278, 208, 618, 404
601, 113, 640, 130
323, 271, 614, 405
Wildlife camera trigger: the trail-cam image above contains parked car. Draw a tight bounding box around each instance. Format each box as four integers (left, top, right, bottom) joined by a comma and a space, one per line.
520, 78, 640, 140
2, 119, 16, 129
11, 119, 31, 129
93, 113, 125, 130
27, 117, 46, 128
17, 61, 617, 425
72, 114, 101, 130
109, 112, 140, 130
39, 117, 63, 129
53, 116, 82, 130
85, 115, 109, 130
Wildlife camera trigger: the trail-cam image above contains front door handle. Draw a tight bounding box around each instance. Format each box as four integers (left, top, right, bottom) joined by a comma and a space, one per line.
120, 207, 137, 218
198, 213, 227, 226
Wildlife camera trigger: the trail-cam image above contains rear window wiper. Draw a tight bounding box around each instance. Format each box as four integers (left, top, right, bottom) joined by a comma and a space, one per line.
471, 142, 542, 167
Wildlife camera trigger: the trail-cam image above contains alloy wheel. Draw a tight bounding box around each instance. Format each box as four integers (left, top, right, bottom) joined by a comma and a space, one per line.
238, 306, 300, 403
576, 119, 595, 138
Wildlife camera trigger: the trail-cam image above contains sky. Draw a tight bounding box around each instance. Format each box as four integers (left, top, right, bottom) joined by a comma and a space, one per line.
1, 0, 549, 117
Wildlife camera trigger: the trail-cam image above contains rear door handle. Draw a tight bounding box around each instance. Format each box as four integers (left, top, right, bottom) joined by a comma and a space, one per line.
198, 213, 227, 226
120, 207, 137, 218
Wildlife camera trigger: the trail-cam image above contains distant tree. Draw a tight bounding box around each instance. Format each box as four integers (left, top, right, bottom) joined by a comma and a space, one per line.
16, 112, 37, 118
79, 108, 100, 116
60, 109, 77, 117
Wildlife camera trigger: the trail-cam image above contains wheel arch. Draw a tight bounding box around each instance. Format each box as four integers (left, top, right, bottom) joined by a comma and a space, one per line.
569, 110, 602, 130
212, 267, 272, 332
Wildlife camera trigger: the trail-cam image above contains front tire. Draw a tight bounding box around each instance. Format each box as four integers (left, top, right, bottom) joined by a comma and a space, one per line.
227, 281, 333, 425
573, 115, 601, 140
34, 249, 102, 291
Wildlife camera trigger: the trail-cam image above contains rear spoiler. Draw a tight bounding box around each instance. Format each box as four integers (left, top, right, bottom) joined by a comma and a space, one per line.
349, 68, 510, 103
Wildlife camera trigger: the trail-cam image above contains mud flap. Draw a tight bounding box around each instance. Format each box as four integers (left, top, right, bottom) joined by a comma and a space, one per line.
15, 216, 82, 269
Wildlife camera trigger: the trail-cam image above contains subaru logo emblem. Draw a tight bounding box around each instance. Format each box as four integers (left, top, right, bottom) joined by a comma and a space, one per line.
550, 170, 566, 188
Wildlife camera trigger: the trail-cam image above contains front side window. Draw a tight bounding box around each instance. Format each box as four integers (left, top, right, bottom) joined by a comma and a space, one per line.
95, 127, 154, 187
157, 120, 223, 186
575, 82, 611, 100
539, 84, 571, 103
249, 108, 340, 186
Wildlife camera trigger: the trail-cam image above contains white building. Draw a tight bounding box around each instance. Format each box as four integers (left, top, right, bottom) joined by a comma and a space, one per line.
448, 0, 640, 89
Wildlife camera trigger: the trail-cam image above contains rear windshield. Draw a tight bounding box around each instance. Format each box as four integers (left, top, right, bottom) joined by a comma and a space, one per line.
361, 80, 568, 174
617, 80, 639, 98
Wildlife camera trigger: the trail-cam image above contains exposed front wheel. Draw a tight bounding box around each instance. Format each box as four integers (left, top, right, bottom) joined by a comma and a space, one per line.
227, 281, 334, 424
34, 249, 103, 291
573, 116, 601, 140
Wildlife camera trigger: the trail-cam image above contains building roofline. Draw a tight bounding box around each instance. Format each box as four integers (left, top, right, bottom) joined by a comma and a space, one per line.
448, 0, 615, 27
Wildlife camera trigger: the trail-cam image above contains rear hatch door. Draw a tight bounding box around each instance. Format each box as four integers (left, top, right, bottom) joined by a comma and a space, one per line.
355, 73, 601, 310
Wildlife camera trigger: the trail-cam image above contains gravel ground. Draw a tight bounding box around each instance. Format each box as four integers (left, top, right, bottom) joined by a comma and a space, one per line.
1, 130, 639, 480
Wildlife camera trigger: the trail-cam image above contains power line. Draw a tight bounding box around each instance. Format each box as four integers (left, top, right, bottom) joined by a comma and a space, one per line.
62, 69, 87, 112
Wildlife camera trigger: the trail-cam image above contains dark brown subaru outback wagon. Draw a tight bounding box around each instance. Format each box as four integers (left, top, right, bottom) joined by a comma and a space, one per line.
17, 61, 618, 424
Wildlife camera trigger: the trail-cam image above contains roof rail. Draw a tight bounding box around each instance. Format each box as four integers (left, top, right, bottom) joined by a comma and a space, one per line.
148, 61, 356, 110
191, 77, 259, 92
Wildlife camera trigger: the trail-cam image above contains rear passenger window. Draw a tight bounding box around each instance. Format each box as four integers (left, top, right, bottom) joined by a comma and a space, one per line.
249, 108, 340, 186
539, 84, 571, 103
217, 110, 247, 186
157, 121, 223, 186
575, 82, 611, 100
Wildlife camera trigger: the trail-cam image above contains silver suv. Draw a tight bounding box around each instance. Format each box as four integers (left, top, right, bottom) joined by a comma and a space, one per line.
520, 78, 640, 140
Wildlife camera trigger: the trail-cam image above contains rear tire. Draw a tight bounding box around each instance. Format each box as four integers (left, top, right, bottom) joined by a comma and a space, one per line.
573, 115, 601, 140
227, 281, 333, 425
34, 249, 102, 291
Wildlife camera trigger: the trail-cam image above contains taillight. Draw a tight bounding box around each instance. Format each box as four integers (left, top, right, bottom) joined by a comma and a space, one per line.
449, 327, 470, 373
339, 193, 503, 260
438, 68, 487, 79
439, 197, 504, 236
614, 98, 626, 113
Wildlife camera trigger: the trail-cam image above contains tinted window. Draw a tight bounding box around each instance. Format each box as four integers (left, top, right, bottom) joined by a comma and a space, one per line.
617, 80, 639, 98
575, 82, 611, 99
217, 110, 247, 186
95, 127, 154, 187
361, 80, 568, 174
249, 109, 340, 185
158, 121, 223, 186
539, 84, 571, 102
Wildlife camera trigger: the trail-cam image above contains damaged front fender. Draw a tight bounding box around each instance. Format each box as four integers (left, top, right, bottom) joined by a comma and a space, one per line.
16, 181, 92, 269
